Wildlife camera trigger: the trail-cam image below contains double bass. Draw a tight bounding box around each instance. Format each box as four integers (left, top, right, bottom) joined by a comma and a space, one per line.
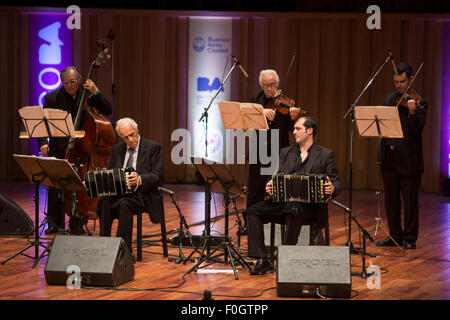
65, 39, 115, 222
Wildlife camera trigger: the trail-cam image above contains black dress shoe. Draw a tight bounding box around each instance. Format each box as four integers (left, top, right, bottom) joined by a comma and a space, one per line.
404, 241, 416, 249
45, 226, 58, 235
249, 258, 270, 275
376, 237, 402, 247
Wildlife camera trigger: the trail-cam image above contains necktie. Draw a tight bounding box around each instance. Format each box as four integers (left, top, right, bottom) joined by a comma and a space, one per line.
126, 148, 135, 168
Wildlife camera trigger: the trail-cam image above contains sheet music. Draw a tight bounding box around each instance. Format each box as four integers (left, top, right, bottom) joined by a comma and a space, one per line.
18, 106, 48, 138
43, 108, 75, 137
240, 103, 269, 130
18, 106, 77, 138
13, 154, 85, 190
218, 101, 268, 130
354, 106, 404, 138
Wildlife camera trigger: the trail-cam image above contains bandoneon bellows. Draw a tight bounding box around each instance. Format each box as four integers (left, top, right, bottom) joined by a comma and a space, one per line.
84, 168, 135, 198
271, 174, 329, 203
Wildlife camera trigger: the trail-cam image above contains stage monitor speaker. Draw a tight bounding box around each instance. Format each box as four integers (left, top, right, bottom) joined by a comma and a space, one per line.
0, 193, 34, 235
277, 245, 351, 298
44, 235, 135, 287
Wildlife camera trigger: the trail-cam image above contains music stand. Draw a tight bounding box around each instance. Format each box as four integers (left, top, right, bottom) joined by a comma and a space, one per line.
217, 101, 269, 131
18, 106, 86, 232
217, 101, 268, 244
1, 155, 85, 268
354, 106, 405, 252
18, 106, 85, 140
186, 157, 250, 280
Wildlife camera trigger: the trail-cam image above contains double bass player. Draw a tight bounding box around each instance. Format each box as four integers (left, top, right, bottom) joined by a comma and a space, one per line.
37, 66, 112, 234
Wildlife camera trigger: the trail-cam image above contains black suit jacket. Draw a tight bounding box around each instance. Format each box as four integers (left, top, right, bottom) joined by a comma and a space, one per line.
380, 92, 427, 175
107, 137, 164, 223
278, 143, 341, 228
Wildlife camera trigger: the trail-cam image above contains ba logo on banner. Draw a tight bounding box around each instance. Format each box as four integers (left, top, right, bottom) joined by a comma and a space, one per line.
197, 77, 224, 92
193, 36, 206, 52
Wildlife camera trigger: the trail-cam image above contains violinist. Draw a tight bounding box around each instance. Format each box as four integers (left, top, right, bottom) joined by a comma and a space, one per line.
376, 62, 427, 250
37, 66, 112, 234
241, 69, 303, 235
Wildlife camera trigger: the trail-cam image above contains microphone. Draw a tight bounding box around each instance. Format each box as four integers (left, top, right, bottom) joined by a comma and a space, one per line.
387, 47, 394, 60
331, 200, 352, 213
387, 47, 398, 74
157, 186, 176, 195
232, 55, 249, 78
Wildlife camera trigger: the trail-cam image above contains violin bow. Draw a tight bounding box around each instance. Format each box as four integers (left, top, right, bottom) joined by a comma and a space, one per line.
394, 62, 423, 109
283, 52, 296, 84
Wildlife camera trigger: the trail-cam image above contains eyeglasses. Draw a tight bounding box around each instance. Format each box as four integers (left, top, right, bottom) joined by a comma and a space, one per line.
62, 79, 78, 85
262, 82, 278, 89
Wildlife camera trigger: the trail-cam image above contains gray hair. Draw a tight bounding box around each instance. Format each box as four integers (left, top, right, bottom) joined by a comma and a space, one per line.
115, 117, 138, 135
258, 69, 280, 87
60, 66, 81, 80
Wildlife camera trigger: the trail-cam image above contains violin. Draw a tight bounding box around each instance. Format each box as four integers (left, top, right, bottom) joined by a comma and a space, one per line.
266, 90, 306, 115
394, 63, 425, 112
396, 88, 424, 111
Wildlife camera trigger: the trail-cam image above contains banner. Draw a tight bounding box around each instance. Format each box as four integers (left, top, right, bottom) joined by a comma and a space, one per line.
28, 12, 73, 155
188, 17, 232, 162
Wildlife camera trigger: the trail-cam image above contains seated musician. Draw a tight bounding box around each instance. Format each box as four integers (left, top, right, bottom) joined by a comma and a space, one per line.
98, 117, 164, 262
246, 115, 340, 275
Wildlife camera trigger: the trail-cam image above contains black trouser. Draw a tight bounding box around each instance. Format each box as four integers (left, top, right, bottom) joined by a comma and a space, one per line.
381, 169, 421, 243
46, 187, 65, 229
99, 197, 139, 253
247, 211, 315, 258
244, 163, 270, 226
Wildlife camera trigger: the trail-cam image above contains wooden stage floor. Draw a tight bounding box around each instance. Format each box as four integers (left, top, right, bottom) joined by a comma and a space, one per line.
1, 181, 450, 301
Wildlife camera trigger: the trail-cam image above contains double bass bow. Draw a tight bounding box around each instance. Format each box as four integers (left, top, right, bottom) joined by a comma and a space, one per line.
65, 38, 115, 221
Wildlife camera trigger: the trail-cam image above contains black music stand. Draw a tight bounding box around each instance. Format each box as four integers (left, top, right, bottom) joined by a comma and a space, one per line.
217, 101, 268, 246
186, 157, 250, 280
18, 106, 86, 234
1, 155, 85, 268
354, 106, 405, 253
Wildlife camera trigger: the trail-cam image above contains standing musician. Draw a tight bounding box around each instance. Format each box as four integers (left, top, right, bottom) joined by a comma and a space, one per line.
241, 69, 303, 235
246, 116, 340, 275
37, 66, 112, 235
98, 118, 164, 262
376, 62, 427, 250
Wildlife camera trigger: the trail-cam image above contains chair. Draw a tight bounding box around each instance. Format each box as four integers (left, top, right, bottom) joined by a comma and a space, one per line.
268, 213, 330, 271
135, 211, 168, 262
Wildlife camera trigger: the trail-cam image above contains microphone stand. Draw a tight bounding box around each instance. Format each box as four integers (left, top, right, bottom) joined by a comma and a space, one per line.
332, 200, 375, 279
198, 59, 240, 157
167, 192, 199, 264
342, 52, 392, 255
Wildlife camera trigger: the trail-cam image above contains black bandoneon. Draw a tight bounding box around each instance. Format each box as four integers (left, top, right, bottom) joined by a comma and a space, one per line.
84, 168, 135, 198
271, 174, 329, 203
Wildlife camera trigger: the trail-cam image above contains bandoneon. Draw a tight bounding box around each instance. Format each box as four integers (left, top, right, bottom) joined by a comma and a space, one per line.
271, 173, 329, 203
84, 168, 135, 198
